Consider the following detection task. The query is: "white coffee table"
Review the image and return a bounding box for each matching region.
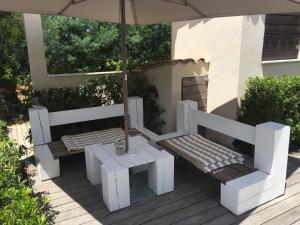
[84,136,174,212]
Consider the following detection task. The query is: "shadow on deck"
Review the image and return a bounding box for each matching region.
[29,152,300,225]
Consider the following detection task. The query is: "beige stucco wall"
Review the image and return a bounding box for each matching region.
[23,13,110,90]
[141,61,208,133]
[262,60,300,76]
[172,15,266,146]
[141,64,173,133]
[173,17,244,119]
[238,16,265,98]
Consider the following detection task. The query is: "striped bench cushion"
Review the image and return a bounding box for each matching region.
[61,128,125,152]
[159,134,245,173]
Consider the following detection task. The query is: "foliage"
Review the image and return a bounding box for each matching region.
[34,74,165,140]
[0,13,170,121]
[0,121,49,224]
[0,120,8,140]
[0,12,30,120]
[128,74,165,133]
[0,12,29,83]
[237,76,300,154]
[42,15,171,73]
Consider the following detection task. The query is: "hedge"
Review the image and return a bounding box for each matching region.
[238,76,300,153]
[0,120,49,225]
[33,74,165,140]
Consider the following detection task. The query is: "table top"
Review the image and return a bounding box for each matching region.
[90,136,167,170]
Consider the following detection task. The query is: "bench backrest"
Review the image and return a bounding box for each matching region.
[177,100,290,177]
[29,97,144,146]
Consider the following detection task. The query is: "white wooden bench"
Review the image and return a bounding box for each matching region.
[29,97,291,215]
[29,97,144,181]
[138,100,290,215]
[85,135,174,212]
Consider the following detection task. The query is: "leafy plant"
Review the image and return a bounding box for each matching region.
[236,76,300,154]
[0,120,49,224]
[128,75,165,134]
[0,12,30,120]
[33,74,165,140]
[41,15,171,73]
[0,120,7,140]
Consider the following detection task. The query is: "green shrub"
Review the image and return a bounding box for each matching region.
[128,74,165,134]
[238,76,300,153]
[33,74,165,139]
[0,120,8,140]
[0,128,49,224]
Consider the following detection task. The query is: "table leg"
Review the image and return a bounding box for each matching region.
[148,160,164,195]
[84,147,101,185]
[148,151,174,195]
[101,165,130,212]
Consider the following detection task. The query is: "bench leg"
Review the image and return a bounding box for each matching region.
[101,165,130,212]
[221,181,285,215]
[34,145,60,181]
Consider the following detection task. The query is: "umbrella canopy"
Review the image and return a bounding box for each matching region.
[1,0,300,24]
[1,0,300,150]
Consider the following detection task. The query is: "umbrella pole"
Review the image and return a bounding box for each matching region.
[120,0,129,152]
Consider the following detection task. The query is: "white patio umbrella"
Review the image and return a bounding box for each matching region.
[1,0,300,150]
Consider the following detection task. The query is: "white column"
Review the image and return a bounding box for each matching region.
[128,97,144,129]
[176,100,198,135]
[255,122,290,178]
[28,107,52,145]
[23,14,48,90]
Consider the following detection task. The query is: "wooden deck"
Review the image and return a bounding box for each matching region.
[28,152,300,225]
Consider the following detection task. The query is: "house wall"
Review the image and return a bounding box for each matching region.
[173,17,244,120]
[172,16,266,146]
[141,61,209,133]
[238,16,265,98]
[262,59,300,76]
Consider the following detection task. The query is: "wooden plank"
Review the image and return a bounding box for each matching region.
[182,76,208,112]
[144,197,223,225]
[48,104,124,126]
[50,185,96,200]
[56,207,108,225]
[182,86,208,96]
[48,141,81,159]
[50,188,100,207]
[54,195,103,213]
[287,172,300,187]
[188,109,255,144]
[182,92,207,101]
[266,14,300,25]
[59,178,215,225]
[54,202,107,223]
[29,144,300,225]
[100,182,219,225]
[172,205,228,225]
[209,164,256,183]
[182,75,208,87]
[230,163,255,174]
[263,50,298,61]
[263,14,300,61]
[232,193,300,225]
[265,24,300,33]
[203,181,300,225]
[263,205,300,225]
[112,190,219,225]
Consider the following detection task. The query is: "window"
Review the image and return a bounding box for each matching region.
[262,14,300,61]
